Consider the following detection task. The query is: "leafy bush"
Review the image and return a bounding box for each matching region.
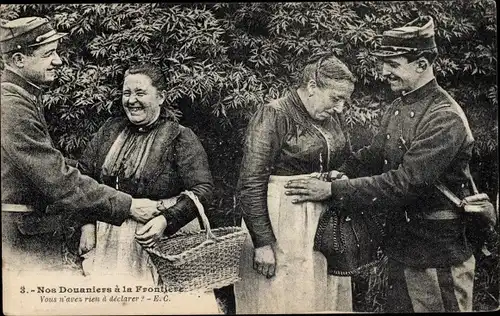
[1,1,497,312]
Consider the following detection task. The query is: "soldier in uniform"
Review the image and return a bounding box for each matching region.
[1,17,161,274]
[285,16,476,312]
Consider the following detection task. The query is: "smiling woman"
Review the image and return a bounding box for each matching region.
[122,68,166,126]
[73,63,220,312]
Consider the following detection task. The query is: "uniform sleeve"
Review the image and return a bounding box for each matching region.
[73,123,110,225]
[331,108,469,207]
[1,95,132,226]
[78,123,107,179]
[162,127,215,236]
[236,105,286,248]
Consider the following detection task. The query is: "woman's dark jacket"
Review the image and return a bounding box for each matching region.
[78,116,214,236]
[236,90,350,248]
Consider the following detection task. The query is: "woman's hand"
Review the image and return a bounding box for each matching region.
[284,178,333,203]
[135,215,168,248]
[327,170,348,181]
[253,244,276,278]
[78,223,96,255]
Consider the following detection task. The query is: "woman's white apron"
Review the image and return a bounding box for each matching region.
[234,175,352,314]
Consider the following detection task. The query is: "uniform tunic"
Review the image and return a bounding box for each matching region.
[335,78,475,312]
[1,69,132,272]
[336,78,474,268]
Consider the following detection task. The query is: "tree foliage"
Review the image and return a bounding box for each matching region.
[1,0,497,234]
[0,1,497,312]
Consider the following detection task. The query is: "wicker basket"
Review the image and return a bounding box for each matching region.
[145,191,247,292]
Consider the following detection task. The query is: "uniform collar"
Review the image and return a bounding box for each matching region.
[1,68,43,98]
[400,78,439,105]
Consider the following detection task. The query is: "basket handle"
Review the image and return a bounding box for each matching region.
[180,190,218,241]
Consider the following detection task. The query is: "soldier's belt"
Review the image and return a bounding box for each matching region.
[2,203,36,213]
[414,210,460,220]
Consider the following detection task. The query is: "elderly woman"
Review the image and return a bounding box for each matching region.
[234,55,356,313]
[76,64,219,313]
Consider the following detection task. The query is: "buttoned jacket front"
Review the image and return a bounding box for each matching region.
[337,79,474,267]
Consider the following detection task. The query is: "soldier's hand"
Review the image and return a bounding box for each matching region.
[129,198,161,223]
[78,223,96,255]
[253,244,276,278]
[284,178,333,203]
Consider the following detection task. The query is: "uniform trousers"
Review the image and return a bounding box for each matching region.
[386,255,475,313]
[2,212,66,272]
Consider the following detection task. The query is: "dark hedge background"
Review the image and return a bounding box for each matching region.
[1,2,497,312]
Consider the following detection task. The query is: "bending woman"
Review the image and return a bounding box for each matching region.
[234,55,356,313]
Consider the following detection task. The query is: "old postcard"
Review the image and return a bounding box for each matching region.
[1,2,498,315]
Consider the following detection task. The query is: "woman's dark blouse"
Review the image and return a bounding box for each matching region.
[77,117,214,236]
[236,90,350,248]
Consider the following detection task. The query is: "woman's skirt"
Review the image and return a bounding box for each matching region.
[81,196,221,314]
[234,175,352,314]
[82,197,180,284]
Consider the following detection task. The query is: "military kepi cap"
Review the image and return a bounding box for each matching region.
[0,17,67,54]
[371,16,437,58]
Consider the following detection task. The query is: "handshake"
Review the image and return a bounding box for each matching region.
[78,198,169,256]
[129,198,162,223]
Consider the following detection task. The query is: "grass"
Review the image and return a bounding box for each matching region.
[210,206,500,313]
[472,251,499,311]
[213,239,499,314]
[352,247,499,312]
